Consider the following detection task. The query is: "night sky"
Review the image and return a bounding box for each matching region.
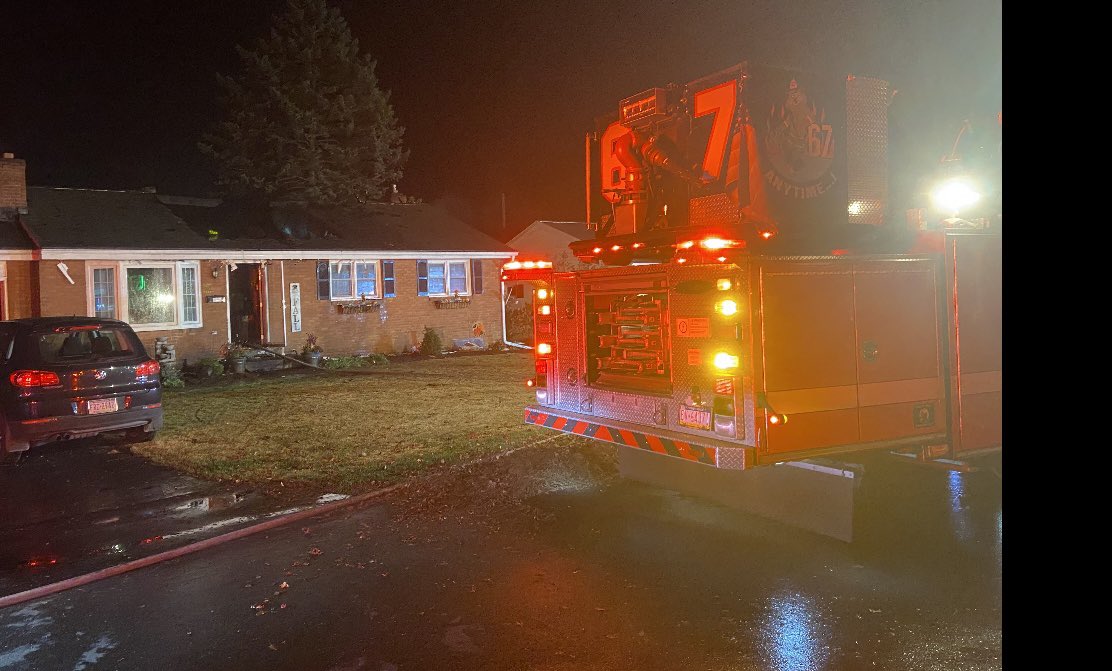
[0,0,1002,239]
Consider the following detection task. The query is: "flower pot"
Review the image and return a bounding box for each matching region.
[305,351,323,367]
[230,356,247,374]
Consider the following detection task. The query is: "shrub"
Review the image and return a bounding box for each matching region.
[197,357,225,376]
[367,353,389,365]
[419,326,443,355]
[321,355,367,370]
[160,363,185,388]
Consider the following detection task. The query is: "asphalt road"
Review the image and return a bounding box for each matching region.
[0,445,1002,670]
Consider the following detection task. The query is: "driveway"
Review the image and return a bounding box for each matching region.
[0,438,327,598]
[0,442,1002,670]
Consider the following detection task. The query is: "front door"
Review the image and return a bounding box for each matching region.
[229,263,264,345]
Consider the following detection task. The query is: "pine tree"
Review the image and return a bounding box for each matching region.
[199,0,408,206]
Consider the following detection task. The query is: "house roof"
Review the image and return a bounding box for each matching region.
[507,221,594,247]
[0,221,33,250]
[21,187,515,256]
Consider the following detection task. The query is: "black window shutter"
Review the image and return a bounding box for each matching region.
[316,262,330,299]
[383,260,396,298]
[417,260,429,296]
[470,259,483,294]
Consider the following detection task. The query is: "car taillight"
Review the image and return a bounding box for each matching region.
[136,360,161,377]
[9,370,61,387]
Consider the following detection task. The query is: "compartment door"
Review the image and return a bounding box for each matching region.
[853,260,946,444]
[759,260,860,457]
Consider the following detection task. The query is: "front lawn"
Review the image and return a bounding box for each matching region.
[136,352,561,492]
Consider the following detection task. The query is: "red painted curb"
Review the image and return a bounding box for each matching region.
[0,483,403,610]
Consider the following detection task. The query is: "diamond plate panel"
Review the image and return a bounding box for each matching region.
[550,275,581,411]
[846,76,889,226]
[717,447,749,470]
[690,193,741,229]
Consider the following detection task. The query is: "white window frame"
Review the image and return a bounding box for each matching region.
[426,259,471,297]
[85,261,203,331]
[327,260,381,300]
[86,263,119,320]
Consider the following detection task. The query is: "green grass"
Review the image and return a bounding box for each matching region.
[135,352,548,491]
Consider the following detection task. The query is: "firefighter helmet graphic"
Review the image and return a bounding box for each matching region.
[764,78,835,188]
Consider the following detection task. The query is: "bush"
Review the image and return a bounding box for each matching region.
[367,353,389,366]
[321,355,367,370]
[197,357,225,376]
[160,362,185,388]
[419,326,443,355]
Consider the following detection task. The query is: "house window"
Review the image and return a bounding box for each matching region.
[420,260,470,296]
[91,267,116,318]
[127,267,177,325]
[330,262,353,299]
[355,262,377,298]
[181,266,199,324]
[87,262,202,330]
[326,260,380,299]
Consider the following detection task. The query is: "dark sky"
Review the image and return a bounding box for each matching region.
[0,0,1001,239]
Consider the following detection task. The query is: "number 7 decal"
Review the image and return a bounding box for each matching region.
[693,80,738,181]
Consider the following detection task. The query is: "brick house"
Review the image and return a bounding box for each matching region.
[0,153,516,364]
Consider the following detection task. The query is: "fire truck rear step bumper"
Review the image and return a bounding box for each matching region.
[525,406,753,469]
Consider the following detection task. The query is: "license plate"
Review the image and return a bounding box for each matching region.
[87,397,119,414]
[678,405,712,431]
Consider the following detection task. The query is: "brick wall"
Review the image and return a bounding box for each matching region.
[35,259,230,363]
[0,156,27,210]
[27,256,507,362]
[281,258,505,356]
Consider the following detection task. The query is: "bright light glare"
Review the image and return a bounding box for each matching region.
[538,305,552,315]
[713,352,739,370]
[717,278,732,291]
[157,293,175,304]
[536,289,549,300]
[847,201,863,216]
[931,178,981,214]
[701,237,734,250]
[536,343,553,355]
[717,299,738,316]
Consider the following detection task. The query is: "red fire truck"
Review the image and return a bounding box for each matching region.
[504,62,1001,477]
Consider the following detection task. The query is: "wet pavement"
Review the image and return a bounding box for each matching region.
[0,444,1002,670]
[0,439,330,598]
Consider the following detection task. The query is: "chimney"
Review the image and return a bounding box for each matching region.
[0,152,28,220]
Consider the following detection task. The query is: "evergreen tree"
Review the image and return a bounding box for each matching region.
[200,0,408,206]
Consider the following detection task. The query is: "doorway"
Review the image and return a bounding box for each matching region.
[228,263,266,345]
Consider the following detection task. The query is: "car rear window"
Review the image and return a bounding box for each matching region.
[33,326,141,364]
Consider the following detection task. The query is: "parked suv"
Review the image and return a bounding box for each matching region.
[1,317,163,463]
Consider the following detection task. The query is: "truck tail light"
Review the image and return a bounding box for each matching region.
[538,305,552,315]
[536,289,550,300]
[535,360,548,374]
[768,412,789,426]
[712,352,739,370]
[9,370,61,388]
[136,360,161,378]
[715,299,738,316]
[536,343,553,356]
